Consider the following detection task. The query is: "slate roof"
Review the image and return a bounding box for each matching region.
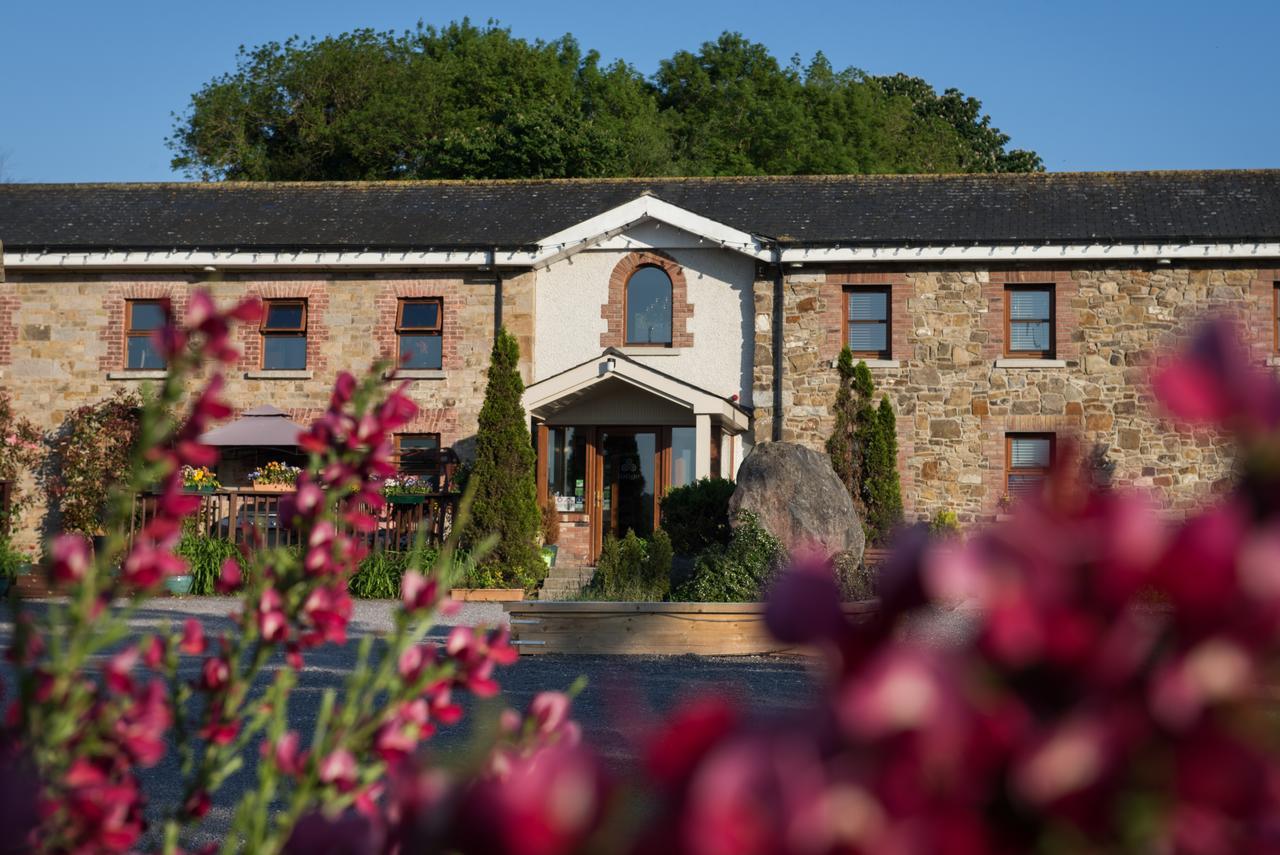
[1,171,1278,252]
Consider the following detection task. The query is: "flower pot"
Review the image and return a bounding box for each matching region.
[251,482,294,493]
[185,486,216,495]
[541,545,558,568]
[388,494,427,505]
[165,574,194,596]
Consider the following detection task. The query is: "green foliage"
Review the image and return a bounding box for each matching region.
[672,511,784,603]
[0,538,33,581]
[171,22,1040,180]
[464,329,544,591]
[834,551,877,601]
[540,495,560,546]
[175,535,242,595]
[827,352,904,546]
[349,550,411,600]
[590,529,673,601]
[658,477,736,555]
[930,509,961,536]
[49,390,143,535]
[0,388,42,529]
[864,397,905,543]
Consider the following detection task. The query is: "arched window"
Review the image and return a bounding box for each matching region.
[625,266,673,346]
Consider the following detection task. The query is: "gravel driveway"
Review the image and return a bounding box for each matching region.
[0,597,818,850]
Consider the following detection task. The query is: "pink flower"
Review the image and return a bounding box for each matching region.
[199,656,230,692]
[216,558,243,593]
[764,552,847,645]
[319,748,358,792]
[401,570,440,613]
[179,619,206,655]
[302,584,352,646]
[115,680,171,767]
[51,534,91,584]
[258,588,289,642]
[263,731,307,777]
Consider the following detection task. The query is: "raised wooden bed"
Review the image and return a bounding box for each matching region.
[450,587,525,602]
[504,601,878,656]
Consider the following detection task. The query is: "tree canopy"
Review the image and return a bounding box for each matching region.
[170,21,1041,181]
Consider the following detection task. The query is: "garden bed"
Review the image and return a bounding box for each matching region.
[449,587,525,602]
[504,600,878,656]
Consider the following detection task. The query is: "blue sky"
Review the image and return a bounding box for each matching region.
[2,0,1276,182]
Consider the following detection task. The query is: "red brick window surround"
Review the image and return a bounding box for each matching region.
[260,299,308,370]
[601,251,693,349]
[1004,284,1055,359]
[625,266,674,347]
[843,286,892,359]
[822,271,909,365]
[985,270,1079,363]
[100,284,188,373]
[124,300,168,370]
[1006,432,1055,500]
[396,298,443,370]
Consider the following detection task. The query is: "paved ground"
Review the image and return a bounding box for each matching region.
[0,597,819,849]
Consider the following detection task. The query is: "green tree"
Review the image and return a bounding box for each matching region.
[171,23,1040,180]
[464,328,544,589]
[826,348,862,515]
[864,396,905,543]
[827,350,903,541]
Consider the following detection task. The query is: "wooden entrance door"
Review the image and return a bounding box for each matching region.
[593,428,660,555]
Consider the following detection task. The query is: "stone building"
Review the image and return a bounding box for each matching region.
[1,172,1278,561]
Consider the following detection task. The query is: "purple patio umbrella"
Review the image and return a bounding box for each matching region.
[197,405,305,447]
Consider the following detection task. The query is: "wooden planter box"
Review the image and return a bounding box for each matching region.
[450,587,525,602]
[504,601,879,656]
[250,482,294,493]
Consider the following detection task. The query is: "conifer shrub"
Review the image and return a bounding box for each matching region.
[464,329,544,591]
[658,476,736,555]
[826,348,905,545]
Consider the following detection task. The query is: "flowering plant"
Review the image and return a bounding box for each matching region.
[0,388,43,529]
[179,465,221,491]
[382,474,434,497]
[7,306,1280,855]
[247,460,302,486]
[0,293,525,853]
[47,389,143,534]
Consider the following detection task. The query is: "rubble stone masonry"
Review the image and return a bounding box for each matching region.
[753,262,1280,525]
[0,269,533,548]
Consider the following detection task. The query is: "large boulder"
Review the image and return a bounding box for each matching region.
[728,442,864,564]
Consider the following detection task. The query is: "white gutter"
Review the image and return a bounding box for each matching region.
[4,242,1279,270]
[0,249,542,269]
[777,242,1280,263]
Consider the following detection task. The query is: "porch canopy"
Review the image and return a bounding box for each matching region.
[197,404,306,447]
[523,348,750,480]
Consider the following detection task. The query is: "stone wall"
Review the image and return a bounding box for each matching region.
[754,262,1280,524]
[0,268,533,548]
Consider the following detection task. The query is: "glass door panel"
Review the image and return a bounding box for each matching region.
[601,430,657,539]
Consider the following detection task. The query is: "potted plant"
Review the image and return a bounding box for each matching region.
[180,465,221,494]
[247,461,302,493]
[0,538,34,597]
[383,474,432,505]
[164,573,195,596]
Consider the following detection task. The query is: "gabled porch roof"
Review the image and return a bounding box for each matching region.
[523,348,751,433]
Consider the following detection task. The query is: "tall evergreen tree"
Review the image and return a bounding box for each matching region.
[864,396,905,543]
[826,348,863,517]
[464,328,544,589]
[827,348,903,541]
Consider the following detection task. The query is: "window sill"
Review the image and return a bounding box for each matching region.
[830,358,900,369]
[617,346,682,357]
[106,370,167,381]
[244,370,313,380]
[386,369,446,380]
[993,359,1067,369]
